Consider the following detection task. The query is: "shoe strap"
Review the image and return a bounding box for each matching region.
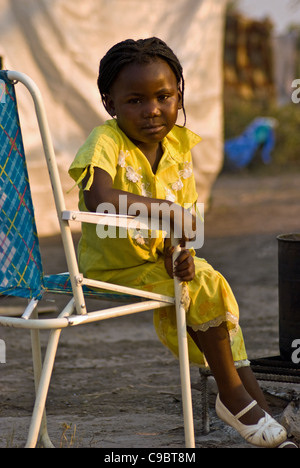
[278,441,298,448]
[235,400,258,420]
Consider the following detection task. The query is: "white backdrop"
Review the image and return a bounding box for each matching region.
[0,0,227,236]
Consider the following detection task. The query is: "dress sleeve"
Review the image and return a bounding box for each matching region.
[69,125,120,190]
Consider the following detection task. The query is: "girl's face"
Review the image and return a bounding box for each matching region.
[105,58,182,154]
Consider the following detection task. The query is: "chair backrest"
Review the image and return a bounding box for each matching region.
[0,71,44,299]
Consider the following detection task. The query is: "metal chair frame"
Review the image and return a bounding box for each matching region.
[0,70,195,448]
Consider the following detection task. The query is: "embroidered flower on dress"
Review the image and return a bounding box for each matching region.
[171,179,184,192]
[165,188,176,202]
[134,232,146,245]
[118,150,128,168]
[167,161,193,199]
[125,166,143,183]
[118,149,193,207]
[179,162,193,179]
[141,183,152,198]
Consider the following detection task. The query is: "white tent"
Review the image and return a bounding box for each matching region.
[0,0,227,236]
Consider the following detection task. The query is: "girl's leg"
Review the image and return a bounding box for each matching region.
[237,366,270,414]
[189,323,299,448]
[188,323,266,425]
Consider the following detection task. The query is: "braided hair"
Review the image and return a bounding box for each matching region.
[97,37,186,125]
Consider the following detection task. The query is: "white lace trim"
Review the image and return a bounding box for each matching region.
[234,359,251,369]
[189,310,239,335]
[197,358,251,370]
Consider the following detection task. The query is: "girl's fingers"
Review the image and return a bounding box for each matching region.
[173,250,195,281]
[174,250,192,267]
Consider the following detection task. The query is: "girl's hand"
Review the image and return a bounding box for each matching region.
[164,245,195,282]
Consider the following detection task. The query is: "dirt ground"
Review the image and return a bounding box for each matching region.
[0,170,300,449]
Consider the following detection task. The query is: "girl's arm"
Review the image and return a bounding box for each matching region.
[83,166,196,243]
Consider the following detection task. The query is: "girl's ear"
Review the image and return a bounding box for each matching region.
[103,94,116,117]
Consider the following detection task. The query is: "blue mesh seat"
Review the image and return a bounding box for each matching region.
[0,75,44,300]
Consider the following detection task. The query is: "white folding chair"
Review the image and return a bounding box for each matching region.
[0,70,195,448]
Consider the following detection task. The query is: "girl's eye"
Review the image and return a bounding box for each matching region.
[128,98,141,104]
[158,94,169,101]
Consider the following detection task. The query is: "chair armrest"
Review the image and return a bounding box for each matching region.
[62,208,203,249]
[62,210,149,231]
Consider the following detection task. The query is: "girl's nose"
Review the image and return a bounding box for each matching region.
[142,101,161,118]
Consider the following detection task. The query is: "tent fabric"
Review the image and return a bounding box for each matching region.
[0,0,226,236]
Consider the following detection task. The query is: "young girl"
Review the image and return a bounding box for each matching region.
[69,37,291,448]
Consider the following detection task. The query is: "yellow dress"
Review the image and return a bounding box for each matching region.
[69,119,249,368]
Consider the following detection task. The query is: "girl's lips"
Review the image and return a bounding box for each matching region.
[142,124,165,133]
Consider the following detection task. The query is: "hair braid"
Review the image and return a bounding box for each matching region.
[97,37,186,125]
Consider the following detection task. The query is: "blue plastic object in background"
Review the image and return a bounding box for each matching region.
[224,117,277,169]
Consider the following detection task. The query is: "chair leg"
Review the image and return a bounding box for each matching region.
[172,239,195,448]
[26,299,74,448]
[199,371,210,434]
[26,327,62,448]
[30,322,55,448]
[175,297,195,448]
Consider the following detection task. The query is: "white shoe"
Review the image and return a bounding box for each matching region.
[215,394,287,448]
[277,441,298,448]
